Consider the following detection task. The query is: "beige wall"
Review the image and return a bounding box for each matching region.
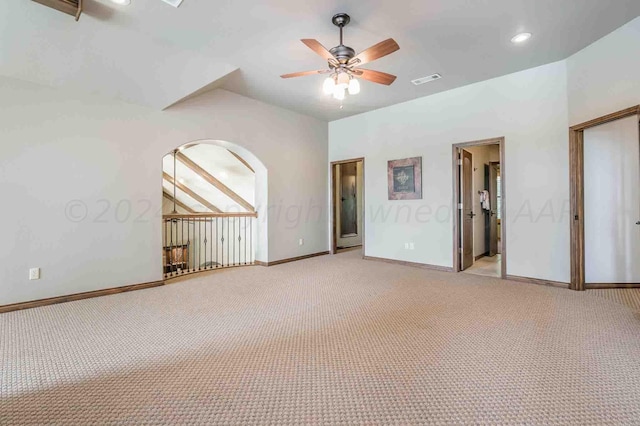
[329,60,570,282]
[567,17,640,125]
[0,79,328,306]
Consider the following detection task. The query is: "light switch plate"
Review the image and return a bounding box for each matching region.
[29,268,40,280]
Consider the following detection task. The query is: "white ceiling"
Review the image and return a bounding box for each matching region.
[3,0,639,120]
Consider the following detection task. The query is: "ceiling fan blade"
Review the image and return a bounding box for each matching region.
[353,69,397,86]
[301,39,336,61]
[348,38,400,66]
[280,70,331,79]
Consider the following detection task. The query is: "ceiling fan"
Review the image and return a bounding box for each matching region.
[281,13,400,100]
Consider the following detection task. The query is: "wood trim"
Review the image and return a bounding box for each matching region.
[585,283,640,289]
[176,152,255,212]
[163,172,223,214]
[506,275,569,289]
[256,251,330,267]
[569,106,639,291]
[331,157,366,165]
[570,105,640,131]
[165,264,256,283]
[569,129,585,290]
[163,212,258,219]
[452,137,507,279]
[364,256,454,272]
[163,190,197,214]
[336,245,363,252]
[331,163,338,254]
[330,158,365,256]
[228,150,255,173]
[0,280,164,314]
[32,0,82,20]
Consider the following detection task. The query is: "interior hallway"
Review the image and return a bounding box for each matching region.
[464,254,502,278]
[2,250,640,424]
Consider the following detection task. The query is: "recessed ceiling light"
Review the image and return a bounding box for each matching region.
[511,32,532,44]
[110,0,131,5]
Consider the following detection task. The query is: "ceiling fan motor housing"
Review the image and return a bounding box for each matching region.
[329,45,356,64]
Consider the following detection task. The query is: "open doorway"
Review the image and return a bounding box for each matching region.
[453,138,506,279]
[331,158,364,254]
[161,141,265,280]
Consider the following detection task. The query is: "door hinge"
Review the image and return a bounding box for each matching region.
[458,159,462,166]
[458,203,463,210]
[458,247,463,254]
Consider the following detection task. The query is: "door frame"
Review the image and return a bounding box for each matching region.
[331,158,365,255]
[452,137,506,278]
[569,105,640,291]
[460,149,475,270]
[488,161,500,257]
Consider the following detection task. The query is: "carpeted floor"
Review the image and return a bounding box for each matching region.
[2,250,640,425]
[588,288,640,313]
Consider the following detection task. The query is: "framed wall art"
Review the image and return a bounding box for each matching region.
[387,157,422,200]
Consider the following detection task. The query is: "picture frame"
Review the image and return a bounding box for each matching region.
[387,157,422,200]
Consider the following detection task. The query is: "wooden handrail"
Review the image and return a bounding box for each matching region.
[163,212,257,219]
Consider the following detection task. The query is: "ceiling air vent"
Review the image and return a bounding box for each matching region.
[411,73,442,86]
[32,0,83,21]
[160,0,184,7]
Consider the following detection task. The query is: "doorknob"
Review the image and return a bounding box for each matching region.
[636,221,640,225]
[467,212,476,219]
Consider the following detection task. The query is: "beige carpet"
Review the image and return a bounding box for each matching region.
[588,288,640,312]
[2,250,640,425]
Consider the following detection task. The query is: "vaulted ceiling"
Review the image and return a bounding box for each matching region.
[3,1,640,121]
[163,144,256,214]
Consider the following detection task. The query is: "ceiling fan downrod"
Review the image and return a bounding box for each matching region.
[330,13,355,65]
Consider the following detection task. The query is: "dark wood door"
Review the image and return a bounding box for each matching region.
[489,163,499,256]
[461,150,474,270]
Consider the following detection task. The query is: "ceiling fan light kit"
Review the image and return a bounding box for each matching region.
[281,13,400,101]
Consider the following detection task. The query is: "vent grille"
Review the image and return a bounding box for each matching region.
[411,73,442,86]
[160,0,184,7]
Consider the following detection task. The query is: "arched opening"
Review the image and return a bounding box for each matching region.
[161,140,267,279]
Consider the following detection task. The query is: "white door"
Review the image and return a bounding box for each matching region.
[584,115,640,284]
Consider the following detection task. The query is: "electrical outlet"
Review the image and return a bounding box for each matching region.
[404,243,409,250]
[409,243,415,250]
[29,268,40,281]
[299,238,304,246]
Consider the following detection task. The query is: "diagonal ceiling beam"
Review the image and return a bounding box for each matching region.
[163,172,222,214]
[228,149,255,173]
[176,152,255,212]
[163,189,197,214]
